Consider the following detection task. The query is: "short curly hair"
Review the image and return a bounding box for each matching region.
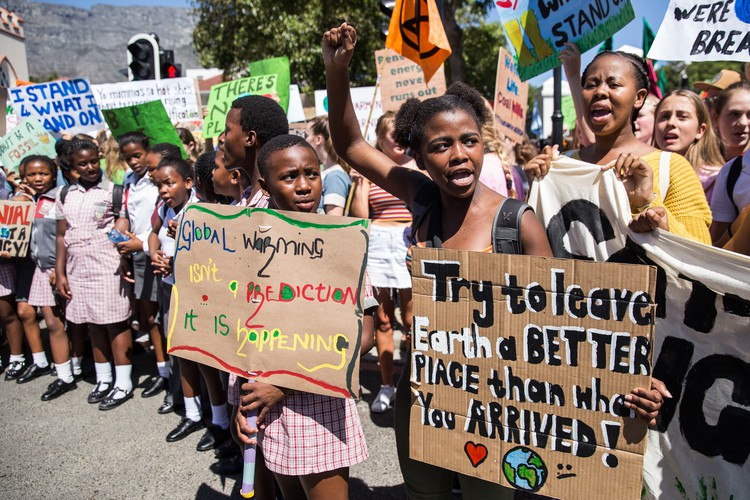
[231,95,289,148]
[257,134,317,180]
[392,81,490,153]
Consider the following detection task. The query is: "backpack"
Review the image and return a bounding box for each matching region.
[726,155,744,216]
[410,180,531,254]
[60,183,126,219]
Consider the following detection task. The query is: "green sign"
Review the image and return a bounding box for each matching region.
[248,56,290,113]
[561,95,577,132]
[0,118,58,173]
[101,100,186,158]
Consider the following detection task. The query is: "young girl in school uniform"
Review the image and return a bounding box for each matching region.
[55,139,134,410]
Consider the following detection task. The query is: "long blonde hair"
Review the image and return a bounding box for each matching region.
[100,135,127,182]
[655,89,724,169]
[481,101,516,199]
[309,115,350,173]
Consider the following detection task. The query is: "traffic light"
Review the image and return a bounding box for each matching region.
[379,0,396,40]
[160,49,182,79]
[127,33,160,81]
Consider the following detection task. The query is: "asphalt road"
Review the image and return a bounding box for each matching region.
[0,336,407,499]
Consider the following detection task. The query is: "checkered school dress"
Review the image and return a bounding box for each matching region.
[28,267,56,307]
[56,180,132,325]
[0,261,15,297]
[259,391,368,475]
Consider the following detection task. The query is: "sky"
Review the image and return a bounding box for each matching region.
[36,0,670,86]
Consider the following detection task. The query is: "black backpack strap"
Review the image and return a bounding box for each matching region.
[409,180,440,246]
[726,155,744,216]
[112,184,126,218]
[492,197,532,255]
[59,184,71,205]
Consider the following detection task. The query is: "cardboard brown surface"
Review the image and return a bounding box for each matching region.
[167,204,370,399]
[409,247,656,499]
[376,49,446,114]
[493,47,528,144]
[0,200,34,257]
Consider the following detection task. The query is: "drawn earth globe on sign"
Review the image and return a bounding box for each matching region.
[502,446,548,492]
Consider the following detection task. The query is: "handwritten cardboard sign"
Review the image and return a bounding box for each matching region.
[8,78,104,134]
[493,47,529,143]
[101,100,186,158]
[0,200,35,257]
[203,75,282,139]
[495,0,635,81]
[648,0,750,62]
[0,118,57,173]
[92,78,201,122]
[409,247,655,499]
[248,57,291,114]
[167,204,370,399]
[375,48,446,113]
[314,87,383,144]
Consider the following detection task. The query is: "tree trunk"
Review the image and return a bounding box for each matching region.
[442,0,465,84]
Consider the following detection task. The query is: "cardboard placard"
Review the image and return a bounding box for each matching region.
[409,247,655,499]
[248,57,291,113]
[101,101,186,158]
[0,200,35,257]
[91,78,201,122]
[203,75,282,139]
[8,78,104,134]
[0,118,57,173]
[493,47,529,143]
[167,204,370,399]
[375,48,446,113]
[314,87,383,144]
[648,0,750,62]
[495,0,635,81]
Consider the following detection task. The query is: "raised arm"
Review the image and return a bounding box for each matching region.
[323,23,424,205]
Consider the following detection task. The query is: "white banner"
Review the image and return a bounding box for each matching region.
[528,156,750,499]
[314,87,382,144]
[92,78,201,122]
[648,0,750,62]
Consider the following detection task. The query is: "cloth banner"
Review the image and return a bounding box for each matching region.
[91,78,201,122]
[495,0,635,81]
[8,78,103,134]
[528,156,750,499]
[648,0,750,62]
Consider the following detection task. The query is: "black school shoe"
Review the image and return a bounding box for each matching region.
[17,363,52,384]
[210,451,243,475]
[87,381,113,404]
[4,361,25,381]
[41,378,78,401]
[141,376,168,398]
[166,417,204,442]
[99,387,133,411]
[197,425,231,452]
[158,393,175,414]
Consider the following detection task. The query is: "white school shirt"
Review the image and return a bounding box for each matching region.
[124,171,160,253]
[710,154,750,223]
[158,189,198,285]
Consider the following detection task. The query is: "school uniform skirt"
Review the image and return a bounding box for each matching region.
[259,392,368,475]
[367,224,411,289]
[65,240,131,325]
[132,252,158,303]
[28,268,57,307]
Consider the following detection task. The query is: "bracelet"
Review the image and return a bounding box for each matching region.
[632,193,657,214]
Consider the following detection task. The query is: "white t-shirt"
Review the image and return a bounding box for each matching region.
[710,154,750,223]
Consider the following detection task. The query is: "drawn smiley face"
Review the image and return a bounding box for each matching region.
[556,463,576,479]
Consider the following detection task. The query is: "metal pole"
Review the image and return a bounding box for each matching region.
[552,66,563,148]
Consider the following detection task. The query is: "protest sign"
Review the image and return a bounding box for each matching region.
[375,49,446,113]
[527,156,750,499]
[0,118,57,173]
[314,87,383,144]
[167,204,370,399]
[92,78,201,122]
[0,88,7,137]
[8,78,103,134]
[495,0,635,81]
[409,247,655,499]
[248,57,291,114]
[493,47,529,143]
[101,100,186,158]
[648,0,750,61]
[203,74,283,139]
[0,200,34,257]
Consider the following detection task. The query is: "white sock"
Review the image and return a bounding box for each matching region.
[56,360,74,384]
[114,364,133,393]
[71,357,82,375]
[184,396,202,422]
[9,354,25,364]
[156,361,170,379]
[32,351,49,368]
[211,403,229,430]
[94,362,113,384]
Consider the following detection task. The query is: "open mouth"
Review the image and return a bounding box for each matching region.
[447,170,474,188]
[590,106,612,123]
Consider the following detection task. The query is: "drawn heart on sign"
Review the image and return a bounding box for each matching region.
[464,442,488,468]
